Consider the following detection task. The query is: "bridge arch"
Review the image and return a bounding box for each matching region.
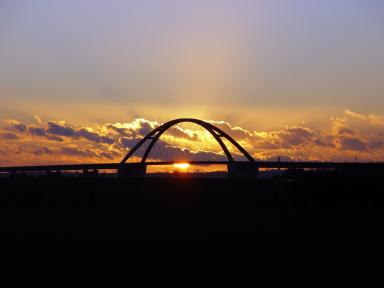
[120,118,254,164]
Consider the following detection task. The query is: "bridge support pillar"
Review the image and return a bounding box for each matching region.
[118,163,147,178]
[227,162,259,179]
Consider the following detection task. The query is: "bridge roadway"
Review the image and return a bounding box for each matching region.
[0,161,384,173]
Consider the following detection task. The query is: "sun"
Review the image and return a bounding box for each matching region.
[173,163,190,170]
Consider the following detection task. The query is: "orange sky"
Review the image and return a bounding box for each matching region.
[1,109,384,167]
[0,1,383,166]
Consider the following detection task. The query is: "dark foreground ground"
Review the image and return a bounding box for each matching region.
[1,171,384,287]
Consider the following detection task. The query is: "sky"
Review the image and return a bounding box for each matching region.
[0,0,383,165]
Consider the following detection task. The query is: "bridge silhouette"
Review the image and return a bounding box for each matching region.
[1,118,383,177]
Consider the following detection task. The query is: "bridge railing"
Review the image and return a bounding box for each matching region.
[1,161,383,178]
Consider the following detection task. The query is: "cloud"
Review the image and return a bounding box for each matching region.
[2,119,27,133]
[331,117,349,135]
[59,147,96,158]
[47,122,76,137]
[119,137,141,149]
[344,109,366,121]
[98,151,116,160]
[339,137,368,152]
[28,126,46,137]
[167,126,199,141]
[313,137,335,148]
[253,140,281,150]
[369,115,384,126]
[28,126,64,142]
[76,128,114,144]
[276,126,314,147]
[105,124,132,137]
[337,127,355,136]
[250,126,315,150]
[32,147,53,156]
[207,120,253,140]
[368,139,384,150]
[34,115,43,125]
[118,136,226,161]
[103,118,159,138]
[345,109,384,126]
[142,139,226,162]
[0,131,19,140]
[1,111,384,165]
[59,147,118,160]
[33,122,113,144]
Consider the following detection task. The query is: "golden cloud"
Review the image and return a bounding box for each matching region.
[0,110,384,166]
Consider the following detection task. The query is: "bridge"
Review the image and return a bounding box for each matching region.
[0,118,383,177]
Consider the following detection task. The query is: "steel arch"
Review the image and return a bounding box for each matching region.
[120,118,254,164]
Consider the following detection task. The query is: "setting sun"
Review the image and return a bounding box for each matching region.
[173,163,190,170]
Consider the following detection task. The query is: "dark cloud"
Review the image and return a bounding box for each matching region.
[137,120,155,136]
[32,147,53,156]
[313,137,335,148]
[46,122,114,144]
[105,124,131,137]
[28,126,47,137]
[119,137,141,149]
[0,131,19,140]
[278,127,314,147]
[59,147,98,158]
[47,122,76,137]
[368,139,384,150]
[261,127,315,149]
[339,137,368,151]
[46,135,64,142]
[13,123,27,133]
[28,126,64,142]
[77,128,114,144]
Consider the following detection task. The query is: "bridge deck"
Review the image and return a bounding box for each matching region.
[1,161,383,173]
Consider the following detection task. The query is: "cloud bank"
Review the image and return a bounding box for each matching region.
[1,110,384,166]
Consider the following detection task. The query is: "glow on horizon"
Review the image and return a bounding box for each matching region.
[173,163,190,170]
